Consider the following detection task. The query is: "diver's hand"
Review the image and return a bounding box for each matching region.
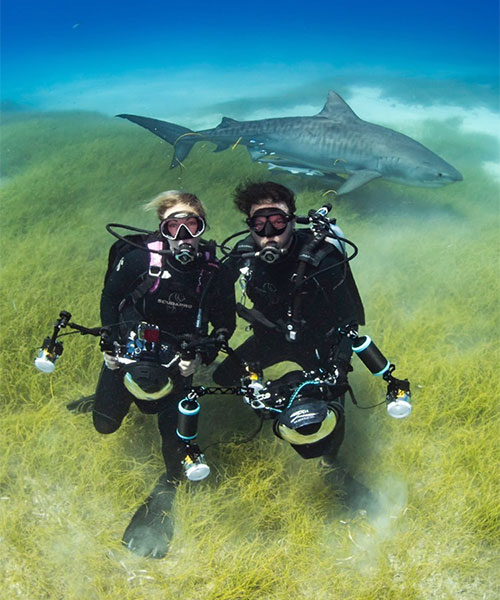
[179,354,201,377]
[333,364,347,383]
[103,352,120,370]
[329,360,351,385]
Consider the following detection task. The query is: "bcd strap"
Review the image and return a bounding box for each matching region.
[148,240,164,292]
[196,241,220,294]
[203,239,220,269]
[121,241,166,308]
[297,238,338,267]
[236,235,257,254]
[236,302,285,332]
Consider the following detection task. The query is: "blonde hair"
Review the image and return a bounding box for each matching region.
[144,190,207,221]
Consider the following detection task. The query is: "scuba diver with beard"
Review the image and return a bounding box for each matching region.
[93,190,235,558]
[213,181,365,466]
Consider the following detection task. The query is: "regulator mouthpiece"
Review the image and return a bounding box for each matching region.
[174,243,197,265]
[258,244,285,264]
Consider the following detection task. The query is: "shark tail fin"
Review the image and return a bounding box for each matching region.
[117,114,203,169]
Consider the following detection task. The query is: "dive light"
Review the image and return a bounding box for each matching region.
[34,338,64,373]
[34,310,71,373]
[385,376,412,419]
[177,395,201,442]
[352,335,391,376]
[177,392,210,481]
[352,334,412,419]
[181,448,210,482]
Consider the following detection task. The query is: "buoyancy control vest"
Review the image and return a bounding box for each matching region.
[234,230,365,338]
[104,233,220,337]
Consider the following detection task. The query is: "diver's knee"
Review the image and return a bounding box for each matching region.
[212,360,239,386]
[92,410,122,434]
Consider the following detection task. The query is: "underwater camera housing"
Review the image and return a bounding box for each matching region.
[244,370,345,459]
[120,322,180,401]
[33,315,181,402]
[273,397,343,459]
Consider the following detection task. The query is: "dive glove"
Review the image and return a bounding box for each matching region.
[178,353,201,377]
[103,352,120,371]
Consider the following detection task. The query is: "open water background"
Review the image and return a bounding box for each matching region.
[2,0,498,123]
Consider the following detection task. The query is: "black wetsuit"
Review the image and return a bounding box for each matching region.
[94,241,236,481]
[213,229,364,459]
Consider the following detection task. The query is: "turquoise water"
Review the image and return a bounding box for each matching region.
[2,0,498,188]
[2,0,498,116]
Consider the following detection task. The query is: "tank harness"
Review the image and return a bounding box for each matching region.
[109,236,220,334]
[235,229,347,340]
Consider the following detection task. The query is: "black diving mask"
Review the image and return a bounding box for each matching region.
[246,208,293,238]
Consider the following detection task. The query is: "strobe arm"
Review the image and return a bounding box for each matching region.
[34,310,112,373]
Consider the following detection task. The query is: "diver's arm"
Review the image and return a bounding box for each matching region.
[312,251,364,376]
[329,324,357,379]
[199,264,236,365]
[209,263,237,337]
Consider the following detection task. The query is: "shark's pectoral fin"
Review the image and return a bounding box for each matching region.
[247,148,266,162]
[336,170,382,195]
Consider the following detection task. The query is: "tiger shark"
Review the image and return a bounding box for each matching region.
[118,91,462,195]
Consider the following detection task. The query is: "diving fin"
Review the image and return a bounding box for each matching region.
[122,473,177,559]
[322,461,383,516]
[66,395,95,414]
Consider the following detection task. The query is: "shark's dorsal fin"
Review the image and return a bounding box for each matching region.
[217,116,240,128]
[316,91,359,120]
